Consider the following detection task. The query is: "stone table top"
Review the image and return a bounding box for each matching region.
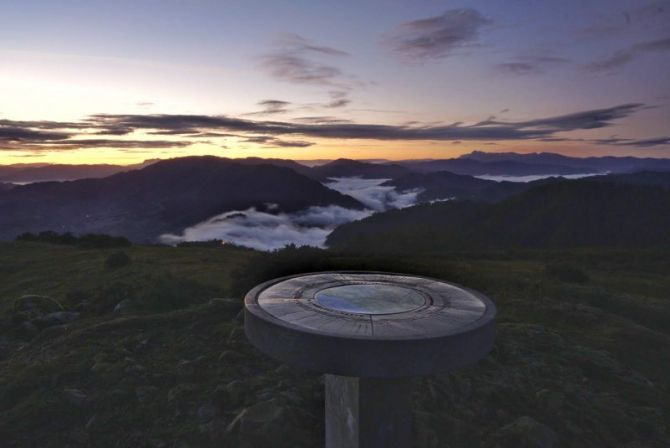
[244,271,496,377]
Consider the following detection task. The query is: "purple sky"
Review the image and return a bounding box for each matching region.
[1,0,669,163]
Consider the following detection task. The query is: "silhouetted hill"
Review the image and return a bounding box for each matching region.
[0,158,313,184]
[386,170,670,204]
[591,171,670,190]
[0,156,364,242]
[384,171,534,202]
[0,161,156,183]
[310,158,411,180]
[229,157,313,176]
[398,158,594,176]
[328,180,670,251]
[459,151,670,174]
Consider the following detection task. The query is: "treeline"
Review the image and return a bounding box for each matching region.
[327,180,670,252]
[16,231,131,248]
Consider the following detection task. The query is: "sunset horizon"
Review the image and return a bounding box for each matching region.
[2,1,669,165]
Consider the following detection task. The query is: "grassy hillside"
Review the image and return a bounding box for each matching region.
[0,242,669,447]
[328,180,670,251]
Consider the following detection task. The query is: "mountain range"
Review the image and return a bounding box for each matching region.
[0,157,363,242]
[384,171,533,202]
[4,151,670,184]
[308,158,411,180]
[459,150,670,173]
[0,160,156,183]
[2,152,670,246]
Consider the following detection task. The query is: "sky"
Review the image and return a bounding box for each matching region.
[1,0,669,164]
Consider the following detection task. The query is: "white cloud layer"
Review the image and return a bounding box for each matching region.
[323,177,422,211]
[160,205,373,251]
[161,177,422,251]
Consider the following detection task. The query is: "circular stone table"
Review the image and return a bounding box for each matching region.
[244,271,496,448]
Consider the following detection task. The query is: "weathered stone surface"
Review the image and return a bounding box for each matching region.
[245,271,496,377]
[325,374,412,448]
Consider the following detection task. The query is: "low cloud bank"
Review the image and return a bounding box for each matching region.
[323,177,422,211]
[160,177,424,251]
[160,205,372,251]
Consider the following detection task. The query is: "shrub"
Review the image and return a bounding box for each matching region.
[105,251,131,269]
[16,231,77,245]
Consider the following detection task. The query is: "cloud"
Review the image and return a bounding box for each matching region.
[113,112,553,140]
[592,136,670,147]
[277,33,350,57]
[385,8,491,61]
[291,116,354,124]
[323,177,422,211]
[0,118,196,151]
[241,135,313,148]
[485,103,647,131]
[1,102,650,152]
[160,205,372,251]
[261,54,343,86]
[1,139,194,152]
[495,55,570,76]
[495,62,543,76]
[577,1,670,39]
[0,126,72,143]
[268,139,314,148]
[323,90,351,108]
[244,99,292,116]
[260,34,354,89]
[160,176,426,250]
[586,37,670,72]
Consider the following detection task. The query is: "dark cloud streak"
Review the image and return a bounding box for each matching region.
[260,35,353,89]
[586,37,670,72]
[386,8,491,61]
[1,103,658,152]
[87,103,646,141]
[592,136,670,147]
[495,55,570,76]
[244,99,292,116]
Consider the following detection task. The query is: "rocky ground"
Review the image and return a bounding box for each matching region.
[0,242,668,447]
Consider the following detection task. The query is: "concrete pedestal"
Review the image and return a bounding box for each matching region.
[325,374,412,448]
[244,272,496,448]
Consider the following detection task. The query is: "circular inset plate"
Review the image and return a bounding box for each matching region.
[244,271,496,377]
[314,284,426,315]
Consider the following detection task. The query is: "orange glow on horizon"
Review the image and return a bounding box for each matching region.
[3,138,669,166]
